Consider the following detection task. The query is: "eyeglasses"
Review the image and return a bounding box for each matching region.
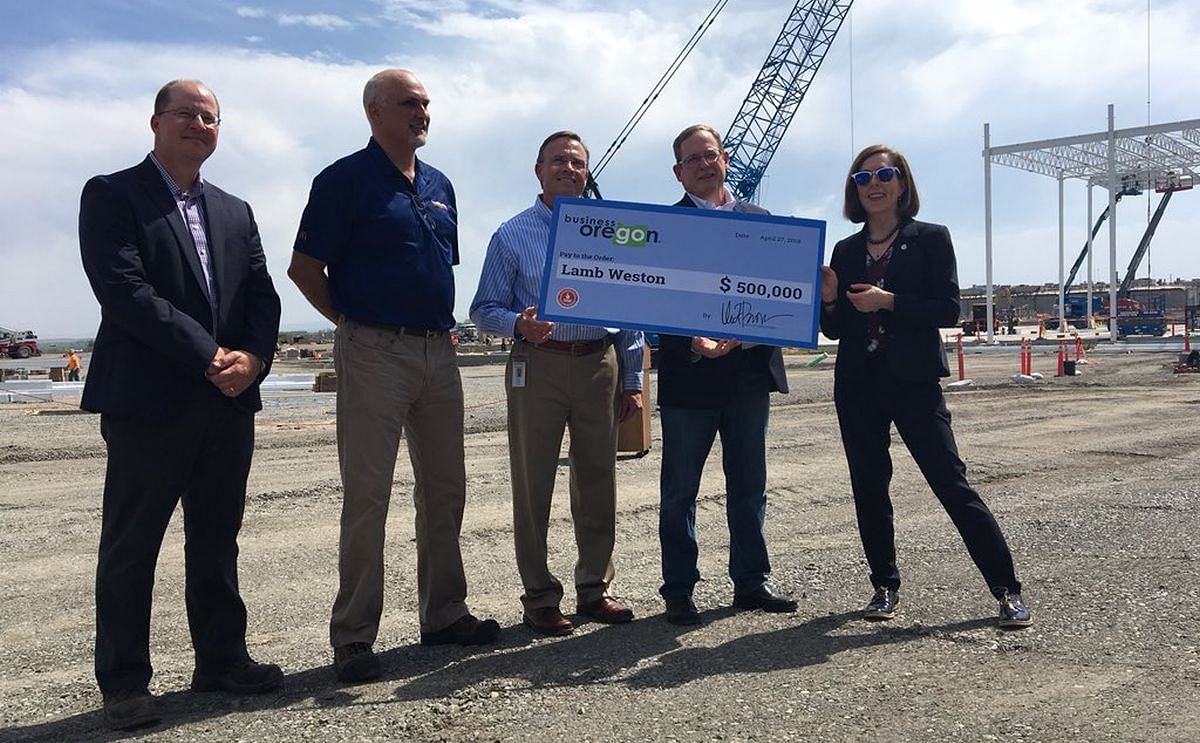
[679,150,723,168]
[850,166,901,186]
[157,107,221,127]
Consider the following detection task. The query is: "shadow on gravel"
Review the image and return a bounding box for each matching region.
[1,615,994,741]
[625,613,996,689]
[387,611,996,702]
[390,614,705,702]
[0,644,502,743]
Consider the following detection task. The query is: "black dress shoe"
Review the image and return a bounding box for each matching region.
[191,658,283,694]
[863,586,900,620]
[421,613,502,646]
[102,688,160,731]
[664,596,702,625]
[732,582,798,613]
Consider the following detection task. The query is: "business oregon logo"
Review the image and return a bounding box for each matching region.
[564,214,660,248]
[610,223,657,248]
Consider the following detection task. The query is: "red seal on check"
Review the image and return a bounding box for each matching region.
[556,287,579,309]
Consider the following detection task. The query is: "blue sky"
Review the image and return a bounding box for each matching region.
[2,0,1198,336]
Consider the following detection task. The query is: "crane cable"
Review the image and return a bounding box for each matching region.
[587,0,731,195]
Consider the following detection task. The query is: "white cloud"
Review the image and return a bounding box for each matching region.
[277,13,353,31]
[2,0,1198,338]
[235,5,353,31]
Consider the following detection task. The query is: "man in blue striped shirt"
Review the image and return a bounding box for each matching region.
[470,131,645,636]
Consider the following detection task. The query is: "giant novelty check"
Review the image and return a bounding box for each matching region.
[537,198,826,348]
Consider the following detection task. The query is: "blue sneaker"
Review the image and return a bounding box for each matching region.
[997,590,1033,628]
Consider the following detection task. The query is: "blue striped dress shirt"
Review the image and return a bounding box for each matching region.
[470,197,644,391]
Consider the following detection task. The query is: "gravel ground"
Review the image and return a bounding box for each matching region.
[1,347,1199,742]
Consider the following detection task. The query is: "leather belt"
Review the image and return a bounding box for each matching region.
[532,337,611,355]
[350,319,446,338]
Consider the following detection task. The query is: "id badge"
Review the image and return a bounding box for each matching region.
[511,360,527,388]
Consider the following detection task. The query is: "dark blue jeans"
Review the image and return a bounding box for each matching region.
[658,392,772,598]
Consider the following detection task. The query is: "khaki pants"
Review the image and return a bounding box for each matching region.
[329,320,469,646]
[507,341,620,610]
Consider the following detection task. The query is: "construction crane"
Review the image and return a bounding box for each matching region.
[587,0,854,201]
[723,0,853,202]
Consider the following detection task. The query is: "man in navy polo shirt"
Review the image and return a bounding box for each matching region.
[288,68,499,685]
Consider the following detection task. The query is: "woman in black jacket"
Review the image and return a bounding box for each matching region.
[819,144,1032,628]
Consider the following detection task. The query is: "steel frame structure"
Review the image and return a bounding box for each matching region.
[723,0,853,203]
[982,105,1200,341]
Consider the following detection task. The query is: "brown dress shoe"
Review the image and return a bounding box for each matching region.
[523,606,574,636]
[576,596,634,624]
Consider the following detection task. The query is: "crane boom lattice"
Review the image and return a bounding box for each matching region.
[723,0,853,203]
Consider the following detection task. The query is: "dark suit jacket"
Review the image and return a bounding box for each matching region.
[79,156,281,418]
[656,194,789,409]
[820,219,960,383]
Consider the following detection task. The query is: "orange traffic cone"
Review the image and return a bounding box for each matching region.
[956,333,966,381]
[1056,340,1066,377]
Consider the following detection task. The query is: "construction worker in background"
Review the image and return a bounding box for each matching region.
[65,350,81,381]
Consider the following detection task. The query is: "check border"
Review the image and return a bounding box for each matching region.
[537,197,826,348]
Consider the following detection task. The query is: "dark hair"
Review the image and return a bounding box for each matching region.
[842,144,920,223]
[537,130,589,164]
[672,123,723,163]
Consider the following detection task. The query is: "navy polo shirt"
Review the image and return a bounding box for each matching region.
[294,138,460,330]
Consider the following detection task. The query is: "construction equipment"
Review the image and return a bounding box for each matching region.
[586,0,854,202]
[723,0,853,202]
[1044,295,1167,337]
[1061,194,1123,297]
[1117,189,1174,299]
[961,303,1014,335]
[0,327,41,359]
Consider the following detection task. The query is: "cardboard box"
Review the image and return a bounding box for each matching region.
[617,346,651,455]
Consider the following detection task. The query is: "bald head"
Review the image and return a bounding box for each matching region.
[155,79,219,117]
[362,69,431,153]
[363,69,420,110]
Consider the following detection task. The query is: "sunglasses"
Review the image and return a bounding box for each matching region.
[850,166,902,186]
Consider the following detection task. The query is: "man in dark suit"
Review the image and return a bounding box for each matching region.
[79,79,283,731]
[656,124,797,626]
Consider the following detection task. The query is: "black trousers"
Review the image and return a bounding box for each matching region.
[834,366,1021,596]
[95,396,254,693]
